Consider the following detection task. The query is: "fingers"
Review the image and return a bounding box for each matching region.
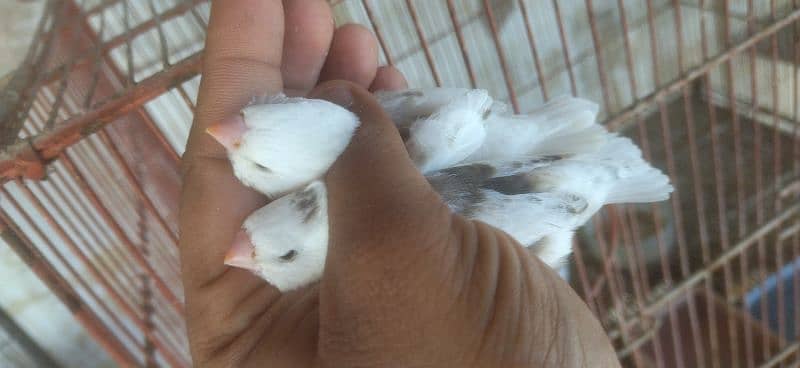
[182,0,337,291]
[281,0,335,95]
[181,0,337,360]
[312,81,465,366]
[187,0,285,160]
[181,0,287,291]
[319,24,379,87]
[370,65,408,92]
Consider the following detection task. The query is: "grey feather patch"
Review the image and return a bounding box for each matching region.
[525,155,563,165]
[562,193,588,214]
[254,162,272,173]
[529,237,548,252]
[445,156,564,196]
[427,163,497,215]
[435,163,496,179]
[398,126,411,142]
[291,187,320,223]
[400,90,424,98]
[504,155,563,172]
[425,157,581,217]
[481,174,534,195]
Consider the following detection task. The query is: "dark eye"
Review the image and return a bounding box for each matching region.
[278,250,297,262]
[254,163,272,172]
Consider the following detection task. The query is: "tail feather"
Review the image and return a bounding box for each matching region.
[526,124,609,156]
[527,135,674,205]
[605,168,673,204]
[435,89,493,117]
[591,136,674,204]
[525,96,600,137]
[528,95,600,127]
[376,88,474,127]
[583,135,645,162]
[474,96,604,160]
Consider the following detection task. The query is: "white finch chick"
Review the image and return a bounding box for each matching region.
[206,94,359,198]
[224,180,328,291]
[225,136,673,291]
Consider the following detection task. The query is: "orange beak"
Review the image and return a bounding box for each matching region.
[224,230,259,272]
[206,114,248,151]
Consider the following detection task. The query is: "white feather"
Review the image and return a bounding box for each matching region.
[243,181,329,291]
[470,191,587,247]
[229,97,359,198]
[531,231,575,268]
[405,89,493,173]
[377,90,607,167]
[467,95,603,161]
[376,88,477,128]
[528,136,674,207]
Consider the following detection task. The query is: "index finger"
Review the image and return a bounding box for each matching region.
[180,0,284,293]
[185,0,284,160]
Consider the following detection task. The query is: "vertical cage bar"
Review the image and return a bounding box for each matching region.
[517,0,548,101]
[404,0,441,87]
[583,0,612,114]
[482,0,519,112]
[361,0,394,65]
[446,0,477,88]
[0,202,138,367]
[551,0,578,96]
[59,155,183,312]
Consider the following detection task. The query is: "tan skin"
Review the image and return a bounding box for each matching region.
[180,1,622,366]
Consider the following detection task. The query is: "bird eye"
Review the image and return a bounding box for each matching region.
[278,250,297,262]
[254,162,272,172]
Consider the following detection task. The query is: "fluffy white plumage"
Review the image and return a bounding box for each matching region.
[449,136,672,265]
[241,181,329,291]
[214,88,674,292]
[222,95,359,198]
[378,89,607,170]
[403,89,492,173]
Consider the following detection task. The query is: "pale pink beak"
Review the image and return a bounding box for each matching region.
[206,114,248,151]
[224,230,259,272]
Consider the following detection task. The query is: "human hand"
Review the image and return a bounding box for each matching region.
[180,1,621,367]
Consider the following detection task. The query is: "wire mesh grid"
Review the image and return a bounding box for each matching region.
[0,0,799,366]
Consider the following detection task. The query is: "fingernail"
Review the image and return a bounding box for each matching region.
[309,82,354,108]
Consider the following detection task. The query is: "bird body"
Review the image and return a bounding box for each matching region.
[431,136,671,265]
[208,88,674,291]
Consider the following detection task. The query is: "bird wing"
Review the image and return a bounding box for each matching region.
[468,95,604,161]
[425,156,569,215]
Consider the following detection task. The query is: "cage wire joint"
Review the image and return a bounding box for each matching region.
[0,66,49,181]
[0,139,48,180]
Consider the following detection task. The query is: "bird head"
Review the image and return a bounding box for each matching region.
[224,181,329,292]
[206,98,359,198]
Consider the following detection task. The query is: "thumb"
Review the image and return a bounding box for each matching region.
[308,80,453,273]
[309,80,463,366]
[309,80,451,248]
[308,82,623,367]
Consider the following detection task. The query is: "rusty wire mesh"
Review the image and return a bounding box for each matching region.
[0,0,799,366]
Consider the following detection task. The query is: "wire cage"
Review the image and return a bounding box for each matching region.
[0,0,799,366]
